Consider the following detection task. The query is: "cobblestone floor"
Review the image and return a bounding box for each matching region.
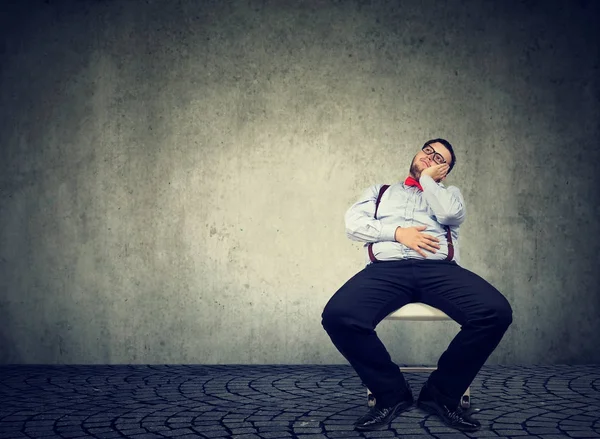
[0,365,599,439]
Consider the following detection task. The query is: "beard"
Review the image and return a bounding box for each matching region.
[409,157,422,179]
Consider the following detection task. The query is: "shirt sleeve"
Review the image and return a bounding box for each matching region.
[419,174,467,226]
[344,185,399,243]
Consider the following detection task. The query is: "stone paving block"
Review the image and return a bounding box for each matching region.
[493,430,530,436]
[432,434,472,439]
[222,422,253,428]
[145,425,171,433]
[294,435,328,439]
[493,418,529,424]
[225,435,262,439]
[195,429,229,438]
[116,428,149,435]
[323,424,357,431]
[293,427,324,434]
[196,423,232,431]
[258,426,292,433]
[538,413,571,420]
[559,409,587,415]
[493,423,523,429]
[259,432,293,438]
[160,427,197,436]
[167,422,196,429]
[326,419,359,425]
[230,427,258,434]
[326,431,362,438]
[363,431,399,437]
[525,427,563,434]
[297,417,328,422]
[273,414,304,421]
[393,420,422,426]
[22,430,57,438]
[168,435,205,439]
[23,420,55,427]
[428,426,473,433]
[563,431,600,438]
[93,431,123,439]
[536,436,582,439]
[56,432,87,438]
[464,430,500,437]
[561,420,596,426]
[524,421,563,427]
[22,425,56,433]
[392,428,430,435]
[254,421,291,427]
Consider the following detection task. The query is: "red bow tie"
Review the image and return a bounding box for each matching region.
[404,176,423,191]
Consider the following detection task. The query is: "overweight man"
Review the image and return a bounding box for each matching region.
[321,138,513,432]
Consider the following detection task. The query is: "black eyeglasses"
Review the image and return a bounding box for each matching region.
[422,145,447,165]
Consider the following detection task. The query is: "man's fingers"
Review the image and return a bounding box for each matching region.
[412,245,427,258]
[427,237,441,248]
[416,241,437,253]
[423,243,438,253]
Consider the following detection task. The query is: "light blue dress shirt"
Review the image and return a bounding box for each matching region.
[345,174,467,266]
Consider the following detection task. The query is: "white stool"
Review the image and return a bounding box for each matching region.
[366,302,471,409]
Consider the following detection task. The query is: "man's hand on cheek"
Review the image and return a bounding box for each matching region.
[421,163,449,182]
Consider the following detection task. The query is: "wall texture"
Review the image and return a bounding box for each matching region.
[1,0,599,365]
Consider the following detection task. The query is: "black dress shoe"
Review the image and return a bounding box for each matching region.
[417,383,481,432]
[354,395,414,431]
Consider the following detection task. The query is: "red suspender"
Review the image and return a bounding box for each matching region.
[367,185,389,263]
[367,184,454,263]
[445,226,454,261]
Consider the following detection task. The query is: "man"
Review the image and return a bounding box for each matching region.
[321,139,513,432]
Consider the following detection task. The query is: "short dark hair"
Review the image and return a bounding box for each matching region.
[423,138,456,174]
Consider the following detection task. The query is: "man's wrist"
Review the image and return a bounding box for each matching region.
[419,173,434,182]
[419,173,438,188]
[394,226,404,242]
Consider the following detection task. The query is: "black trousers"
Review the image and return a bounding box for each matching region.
[321,258,513,408]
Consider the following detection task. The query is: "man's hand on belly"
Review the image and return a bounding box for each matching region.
[394,226,441,258]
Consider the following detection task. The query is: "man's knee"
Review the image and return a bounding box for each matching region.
[495,299,513,329]
[321,302,342,332]
[321,301,360,333]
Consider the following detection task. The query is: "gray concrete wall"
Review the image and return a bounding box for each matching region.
[1,0,599,365]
